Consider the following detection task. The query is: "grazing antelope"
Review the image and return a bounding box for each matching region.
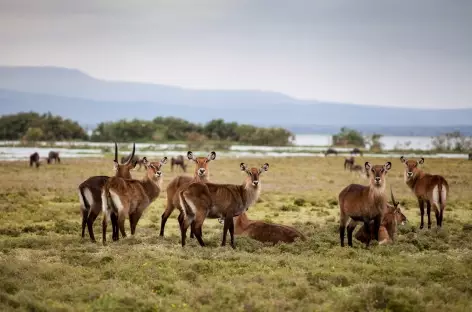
[101,156,168,244]
[339,161,392,247]
[223,212,306,245]
[78,143,137,242]
[350,164,369,178]
[325,148,338,156]
[468,153,472,161]
[159,151,216,237]
[29,152,40,168]
[177,162,269,248]
[351,148,363,156]
[354,188,407,245]
[47,151,60,164]
[171,155,187,172]
[344,157,355,170]
[400,156,449,229]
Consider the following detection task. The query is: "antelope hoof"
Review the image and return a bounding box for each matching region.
[420,225,424,229]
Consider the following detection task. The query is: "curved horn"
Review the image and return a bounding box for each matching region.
[390,186,398,207]
[126,143,136,165]
[114,142,118,163]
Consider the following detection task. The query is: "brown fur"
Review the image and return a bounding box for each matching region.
[78,143,136,242]
[354,203,407,245]
[400,156,449,229]
[176,163,269,248]
[232,212,305,244]
[101,156,167,244]
[344,157,355,170]
[29,152,40,168]
[339,161,392,247]
[159,151,216,237]
[171,155,187,172]
[47,151,60,164]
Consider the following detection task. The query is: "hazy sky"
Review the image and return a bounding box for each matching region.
[1,0,471,108]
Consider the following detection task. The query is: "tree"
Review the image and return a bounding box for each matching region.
[332,127,365,147]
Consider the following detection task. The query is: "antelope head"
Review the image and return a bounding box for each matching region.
[400,156,424,181]
[187,151,216,178]
[113,142,136,179]
[365,161,392,188]
[390,187,407,225]
[142,156,168,179]
[240,163,269,187]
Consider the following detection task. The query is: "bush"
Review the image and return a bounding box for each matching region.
[332,127,365,147]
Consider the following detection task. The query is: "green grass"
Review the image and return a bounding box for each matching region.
[0,156,472,311]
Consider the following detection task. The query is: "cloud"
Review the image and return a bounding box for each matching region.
[0,0,471,108]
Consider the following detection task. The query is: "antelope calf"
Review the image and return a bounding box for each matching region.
[47,151,60,164]
[177,162,269,248]
[101,156,167,244]
[78,143,137,242]
[354,188,407,245]
[159,151,216,237]
[226,212,306,245]
[400,156,449,229]
[29,152,40,168]
[339,161,392,247]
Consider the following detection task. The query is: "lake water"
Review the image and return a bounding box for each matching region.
[0,135,468,161]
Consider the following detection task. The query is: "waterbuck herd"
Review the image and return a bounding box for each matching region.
[30,143,450,248]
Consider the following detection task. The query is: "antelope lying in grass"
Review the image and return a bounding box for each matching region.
[400,156,449,229]
[101,156,167,244]
[78,143,137,242]
[177,162,269,248]
[219,212,305,245]
[353,188,407,245]
[159,151,216,237]
[339,161,392,247]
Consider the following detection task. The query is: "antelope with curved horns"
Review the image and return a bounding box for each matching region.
[159,151,216,237]
[78,142,137,242]
[176,162,269,248]
[400,156,449,229]
[353,187,408,245]
[101,156,168,244]
[338,161,392,247]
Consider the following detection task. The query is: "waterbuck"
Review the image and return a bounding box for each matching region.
[101,156,168,244]
[29,152,40,168]
[176,162,269,248]
[78,143,137,242]
[344,157,355,170]
[325,148,338,156]
[339,161,392,247]
[159,151,216,237]
[400,156,449,229]
[47,151,60,164]
[171,155,187,172]
[353,188,407,245]
[351,148,363,156]
[220,212,305,245]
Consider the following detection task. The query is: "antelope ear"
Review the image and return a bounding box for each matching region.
[384,161,392,171]
[207,151,216,161]
[160,157,168,165]
[187,151,195,161]
[400,156,407,163]
[365,162,372,171]
[142,157,149,167]
[240,163,248,171]
[259,163,269,173]
[418,157,424,165]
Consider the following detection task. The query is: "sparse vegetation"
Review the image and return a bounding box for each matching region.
[332,127,365,147]
[0,156,471,311]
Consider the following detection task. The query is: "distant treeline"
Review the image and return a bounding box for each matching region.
[0,112,88,141]
[92,117,295,146]
[0,112,295,146]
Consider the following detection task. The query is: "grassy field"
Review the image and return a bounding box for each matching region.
[1,155,472,311]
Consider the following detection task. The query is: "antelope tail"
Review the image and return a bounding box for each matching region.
[79,187,91,212]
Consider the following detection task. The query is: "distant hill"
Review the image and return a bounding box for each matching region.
[1,66,472,135]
